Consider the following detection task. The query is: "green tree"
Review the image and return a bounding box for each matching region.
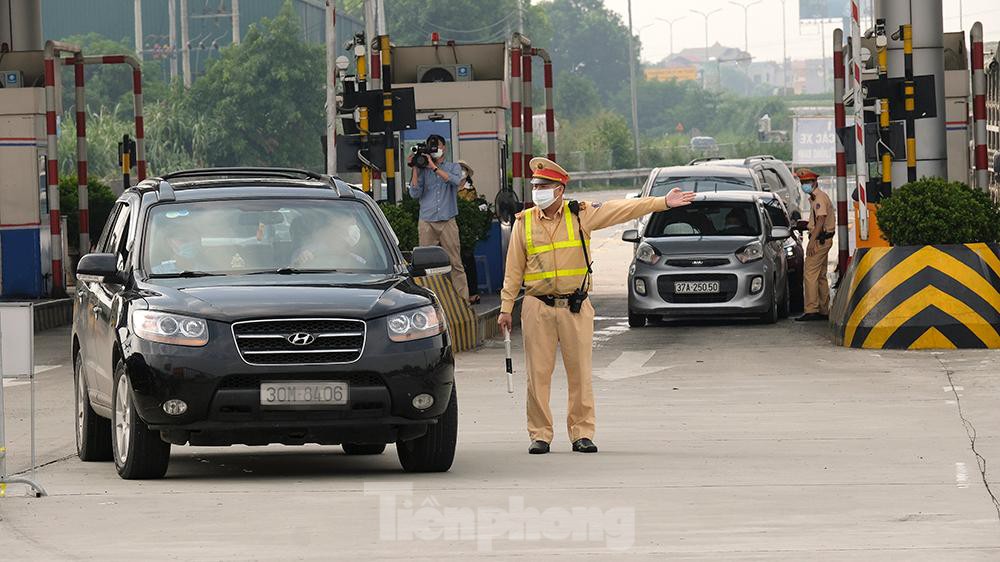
[185,1,325,169]
[554,70,600,121]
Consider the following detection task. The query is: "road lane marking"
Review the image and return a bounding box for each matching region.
[2,364,62,387]
[944,386,964,392]
[956,462,970,488]
[597,351,675,381]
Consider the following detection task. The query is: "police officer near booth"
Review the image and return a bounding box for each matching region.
[497,157,696,454]
[795,168,836,321]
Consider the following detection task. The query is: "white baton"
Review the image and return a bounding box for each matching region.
[504,328,514,394]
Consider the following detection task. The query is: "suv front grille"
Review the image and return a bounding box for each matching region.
[664,258,730,268]
[232,318,366,365]
[657,274,738,304]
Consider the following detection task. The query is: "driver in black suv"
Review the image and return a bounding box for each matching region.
[73,168,458,479]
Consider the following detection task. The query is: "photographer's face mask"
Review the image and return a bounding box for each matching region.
[432,148,444,159]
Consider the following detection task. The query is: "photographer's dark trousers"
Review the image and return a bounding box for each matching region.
[804,237,833,315]
[522,295,596,444]
[418,218,469,301]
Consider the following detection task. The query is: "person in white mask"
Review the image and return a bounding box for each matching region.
[498,157,695,455]
[407,134,472,303]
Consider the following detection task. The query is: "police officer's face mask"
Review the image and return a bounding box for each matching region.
[532,185,561,210]
[801,181,815,194]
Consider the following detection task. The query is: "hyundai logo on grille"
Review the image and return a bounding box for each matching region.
[286,332,316,346]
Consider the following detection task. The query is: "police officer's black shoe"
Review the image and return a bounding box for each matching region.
[528,441,550,454]
[572,438,598,453]
[795,313,825,322]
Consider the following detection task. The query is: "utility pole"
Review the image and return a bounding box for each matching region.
[958,0,963,31]
[231,0,240,44]
[325,0,337,175]
[730,0,761,54]
[626,0,641,167]
[180,0,191,87]
[780,0,788,95]
[168,0,178,81]
[656,16,685,56]
[134,0,143,60]
[691,8,722,90]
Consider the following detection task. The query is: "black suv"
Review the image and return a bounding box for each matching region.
[73,168,457,479]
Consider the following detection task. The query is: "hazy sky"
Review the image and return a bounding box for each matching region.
[603,0,1000,64]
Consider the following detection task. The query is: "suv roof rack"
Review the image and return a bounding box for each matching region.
[743,155,776,164]
[161,167,325,181]
[687,157,726,165]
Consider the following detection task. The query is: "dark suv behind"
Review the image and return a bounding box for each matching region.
[73,168,457,479]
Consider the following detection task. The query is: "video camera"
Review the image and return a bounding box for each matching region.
[408,137,441,169]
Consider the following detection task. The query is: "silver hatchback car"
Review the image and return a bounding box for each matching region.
[622,192,792,327]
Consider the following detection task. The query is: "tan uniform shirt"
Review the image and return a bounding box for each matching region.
[807,188,836,233]
[500,197,668,314]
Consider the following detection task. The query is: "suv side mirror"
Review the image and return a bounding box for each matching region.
[790,210,802,222]
[768,226,791,241]
[621,229,641,243]
[410,246,452,277]
[76,253,124,284]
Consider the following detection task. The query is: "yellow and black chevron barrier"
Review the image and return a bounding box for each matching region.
[413,274,478,353]
[831,243,1000,349]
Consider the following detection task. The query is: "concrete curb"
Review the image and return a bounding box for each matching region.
[831,243,1000,349]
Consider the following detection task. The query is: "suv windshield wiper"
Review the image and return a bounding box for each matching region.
[246,267,341,275]
[148,270,223,278]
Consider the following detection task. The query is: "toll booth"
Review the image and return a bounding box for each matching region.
[390,43,509,204]
[0,53,51,298]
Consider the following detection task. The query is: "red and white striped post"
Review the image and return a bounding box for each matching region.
[521,52,533,181]
[533,48,556,162]
[510,38,524,200]
[44,40,82,296]
[67,55,147,181]
[850,0,869,240]
[833,28,850,275]
[74,55,90,255]
[971,22,988,190]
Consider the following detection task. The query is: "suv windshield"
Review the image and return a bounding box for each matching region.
[144,199,392,275]
[651,175,755,195]
[645,201,762,237]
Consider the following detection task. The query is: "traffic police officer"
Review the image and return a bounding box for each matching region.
[497,157,695,454]
[795,168,836,321]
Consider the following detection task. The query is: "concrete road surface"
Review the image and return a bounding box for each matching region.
[1,189,998,560]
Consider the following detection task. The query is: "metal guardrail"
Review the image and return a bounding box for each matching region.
[566,168,653,183]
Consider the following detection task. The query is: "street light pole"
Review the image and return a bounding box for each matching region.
[655,16,685,56]
[779,0,788,94]
[691,8,722,90]
[627,0,641,167]
[730,1,761,96]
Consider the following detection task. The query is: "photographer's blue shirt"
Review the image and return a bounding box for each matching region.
[408,162,462,222]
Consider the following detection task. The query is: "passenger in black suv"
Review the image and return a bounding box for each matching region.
[73,168,457,479]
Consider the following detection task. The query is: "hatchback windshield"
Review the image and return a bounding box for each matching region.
[645,202,762,237]
[144,199,392,275]
[650,175,756,195]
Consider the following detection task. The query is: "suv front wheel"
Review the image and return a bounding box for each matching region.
[112,361,171,479]
[397,387,457,472]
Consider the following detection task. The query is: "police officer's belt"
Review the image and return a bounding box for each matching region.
[536,293,588,308]
[816,231,835,242]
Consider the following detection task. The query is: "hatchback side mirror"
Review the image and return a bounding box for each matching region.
[77,253,125,284]
[410,246,452,277]
[769,226,791,241]
[790,210,802,222]
[621,229,640,243]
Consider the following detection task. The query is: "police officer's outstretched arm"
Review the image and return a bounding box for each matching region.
[581,188,696,232]
[498,214,528,333]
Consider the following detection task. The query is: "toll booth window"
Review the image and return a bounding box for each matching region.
[402,119,454,165]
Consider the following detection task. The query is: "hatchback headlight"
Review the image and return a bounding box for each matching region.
[132,310,209,347]
[635,242,660,265]
[736,241,764,263]
[387,305,444,342]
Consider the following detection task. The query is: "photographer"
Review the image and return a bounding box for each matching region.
[407,134,472,303]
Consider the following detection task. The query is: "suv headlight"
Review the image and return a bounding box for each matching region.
[635,242,660,265]
[387,305,445,342]
[735,241,764,263]
[132,310,209,347]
